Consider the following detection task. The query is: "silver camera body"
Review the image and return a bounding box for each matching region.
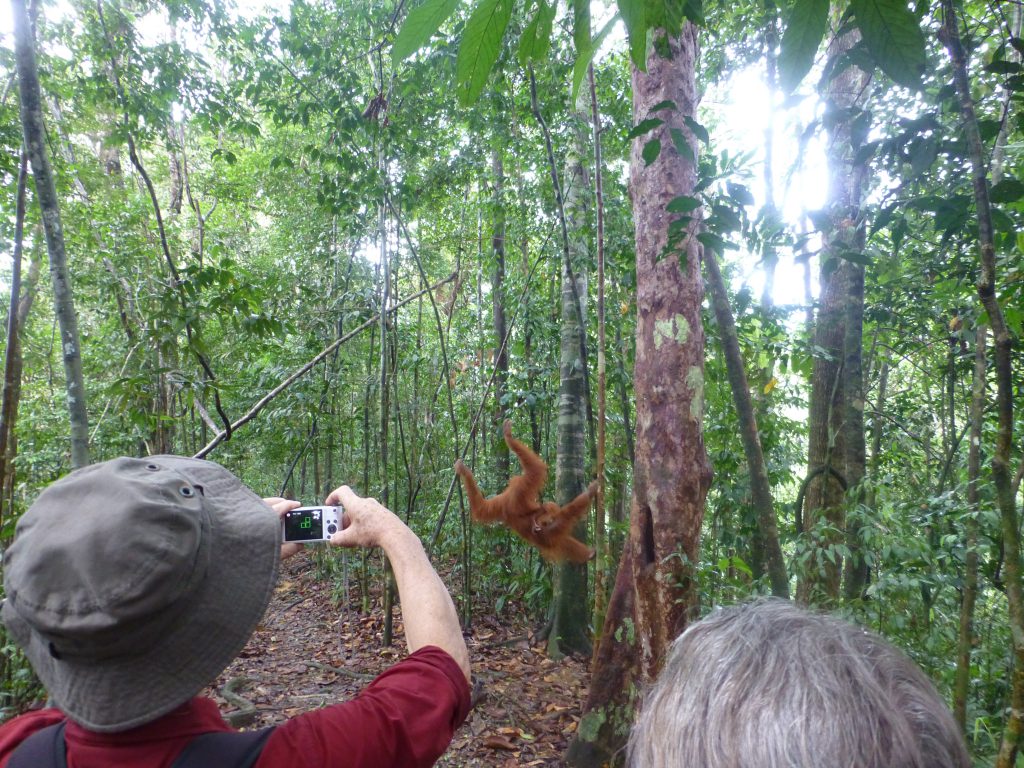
[281,506,342,543]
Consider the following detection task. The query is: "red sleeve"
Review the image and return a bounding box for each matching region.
[0,708,66,767]
[256,646,471,768]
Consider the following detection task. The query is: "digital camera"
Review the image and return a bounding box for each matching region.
[281,506,342,543]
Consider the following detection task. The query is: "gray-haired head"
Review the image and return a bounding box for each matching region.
[627,598,970,768]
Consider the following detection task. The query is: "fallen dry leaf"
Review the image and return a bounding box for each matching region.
[483,734,518,751]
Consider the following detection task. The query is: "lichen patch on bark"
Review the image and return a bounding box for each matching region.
[653,314,690,349]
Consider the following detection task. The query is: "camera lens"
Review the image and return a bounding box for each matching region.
[327,523,338,535]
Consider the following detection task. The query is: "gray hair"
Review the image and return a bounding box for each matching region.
[627,598,970,768]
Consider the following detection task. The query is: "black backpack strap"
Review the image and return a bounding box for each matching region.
[169,726,276,768]
[7,721,67,768]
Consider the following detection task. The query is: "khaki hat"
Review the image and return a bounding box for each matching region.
[1,456,280,732]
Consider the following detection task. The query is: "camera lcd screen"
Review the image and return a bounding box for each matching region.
[283,509,324,541]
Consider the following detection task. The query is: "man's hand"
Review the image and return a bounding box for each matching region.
[324,485,406,549]
[322,484,470,681]
[264,497,302,560]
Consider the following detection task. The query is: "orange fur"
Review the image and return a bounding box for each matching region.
[454,420,596,563]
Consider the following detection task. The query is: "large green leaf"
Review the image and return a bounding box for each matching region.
[850,0,926,90]
[518,0,556,66]
[642,138,662,166]
[570,16,618,106]
[990,177,1024,203]
[456,0,514,105]
[392,0,461,66]
[573,0,591,57]
[617,0,648,69]
[645,0,703,35]
[627,117,664,139]
[778,0,830,93]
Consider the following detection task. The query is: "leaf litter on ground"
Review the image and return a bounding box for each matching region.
[209,549,591,765]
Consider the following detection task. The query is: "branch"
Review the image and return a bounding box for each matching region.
[794,464,848,535]
[193,273,455,459]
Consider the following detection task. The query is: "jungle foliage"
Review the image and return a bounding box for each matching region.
[1,0,1023,762]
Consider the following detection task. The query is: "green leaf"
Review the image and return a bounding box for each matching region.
[850,0,926,90]
[456,0,514,106]
[618,0,648,70]
[778,0,830,93]
[684,0,704,24]
[854,140,879,166]
[649,99,678,113]
[573,0,591,56]
[990,178,1024,203]
[392,0,461,66]
[710,202,742,232]
[668,216,692,234]
[909,137,938,178]
[670,127,692,159]
[683,116,709,145]
[985,59,1022,75]
[570,16,618,105]
[627,117,663,139]
[726,181,754,206]
[837,249,873,266]
[697,231,736,253]
[667,195,701,212]
[978,118,1002,142]
[642,138,661,166]
[518,0,556,65]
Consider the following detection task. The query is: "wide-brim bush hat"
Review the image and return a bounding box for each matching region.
[1,455,280,732]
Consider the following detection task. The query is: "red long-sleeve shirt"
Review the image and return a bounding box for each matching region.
[0,646,470,768]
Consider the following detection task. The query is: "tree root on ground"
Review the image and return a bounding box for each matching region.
[221,676,259,728]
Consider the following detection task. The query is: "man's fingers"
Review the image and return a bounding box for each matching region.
[325,485,355,507]
[265,498,301,518]
[329,527,359,548]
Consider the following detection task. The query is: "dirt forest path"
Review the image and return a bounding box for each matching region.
[209,549,592,766]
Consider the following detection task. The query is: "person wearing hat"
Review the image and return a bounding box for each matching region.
[0,456,471,767]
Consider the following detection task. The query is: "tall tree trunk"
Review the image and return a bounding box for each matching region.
[840,257,868,601]
[0,152,33,532]
[797,25,868,605]
[1,255,40,525]
[565,26,711,765]
[167,124,184,216]
[953,324,986,731]
[548,98,593,659]
[704,249,789,597]
[490,144,510,483]
[940,7,1021,764]
[589,62,610,650]
[12,0,91,468]
[0,151,28,511]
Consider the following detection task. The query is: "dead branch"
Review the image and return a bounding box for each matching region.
[193,273,456,459]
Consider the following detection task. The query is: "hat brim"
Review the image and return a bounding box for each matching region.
[3,456,281,732]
